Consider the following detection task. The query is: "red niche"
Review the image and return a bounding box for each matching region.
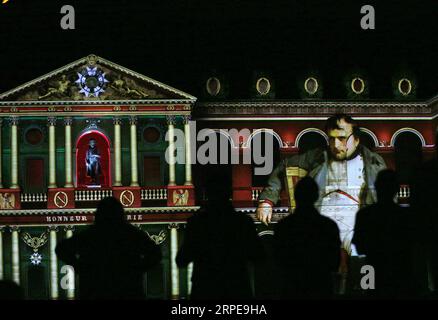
[76,130,111,188]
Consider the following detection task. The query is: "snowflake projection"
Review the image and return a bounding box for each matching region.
[30,253,42,265]
[75,66,109,97]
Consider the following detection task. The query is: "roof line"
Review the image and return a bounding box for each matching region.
[0,54,197,101]
[0,56,88,100]
[96,55,197,100]
[0,99,195,106]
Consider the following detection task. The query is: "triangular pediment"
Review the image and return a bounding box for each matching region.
[0,54,196,102]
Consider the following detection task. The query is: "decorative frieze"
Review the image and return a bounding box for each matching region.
[196,101,432,117]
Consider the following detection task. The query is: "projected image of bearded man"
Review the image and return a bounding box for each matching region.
[257,114,386,257]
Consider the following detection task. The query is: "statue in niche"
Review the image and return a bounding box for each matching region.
[85,138,102,185]
[109,76,149,99]
[38,75,71,100]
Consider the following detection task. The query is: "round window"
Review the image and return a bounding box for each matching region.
[143,127,161,143]
[25,128,43,145]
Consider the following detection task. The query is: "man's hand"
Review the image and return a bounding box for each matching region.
[256,202,273,226]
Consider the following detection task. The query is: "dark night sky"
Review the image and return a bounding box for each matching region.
[0,0,436,99]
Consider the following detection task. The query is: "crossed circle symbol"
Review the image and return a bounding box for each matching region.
[54,191,68,208]
[120,190,134,207]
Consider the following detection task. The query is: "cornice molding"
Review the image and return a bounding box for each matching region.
[0,99,195,107]
[195,100,434,117]
[0,206,201,216]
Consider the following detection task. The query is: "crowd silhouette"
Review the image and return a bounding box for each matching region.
[353,169,416,298]
[1,151,437,300]
[56,197,162,299]
[176,170,265,299]
[273,177,340,299]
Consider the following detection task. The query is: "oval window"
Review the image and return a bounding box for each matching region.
[206,77,221,96]
[304,77,318,95]
[351,78,365,94]
[398,78,412,96]
[256,77,271,95]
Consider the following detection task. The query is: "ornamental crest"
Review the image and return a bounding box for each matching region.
[75,66,109,97]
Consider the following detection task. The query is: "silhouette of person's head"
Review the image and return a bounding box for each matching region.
[204,169,232,205]
[95,197,126,226]
[0,280,24,300]
[294,176,319,207]
[375,169,399,203]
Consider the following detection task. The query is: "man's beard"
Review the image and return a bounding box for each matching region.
[330,146,360,161]
[333,153,347,161]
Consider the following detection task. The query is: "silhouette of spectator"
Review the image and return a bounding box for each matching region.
[176,171,265,299]
[56,197,162,299]
[353,169,415,298]
[0,280,24,300]
[273,177,341,299]
[410,133,438,296]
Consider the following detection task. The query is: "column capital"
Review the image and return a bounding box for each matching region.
[9,226,20,232]
[129,116,138,126]
[63,225,75,233]
[168,223,180,230]
[183,115,191,124]
[47,116,57,126]
[0,226,5,232]
[48,226,59,232]
[166,115,176,125]
[9,116,19,126]
[63,117,73,126]
[113,117,123,125]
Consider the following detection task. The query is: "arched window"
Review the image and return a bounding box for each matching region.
[251,132,281,187]
[297,131,327,154]
[359,130,377,151]
[394,132,423,184]
[193,131,232,202]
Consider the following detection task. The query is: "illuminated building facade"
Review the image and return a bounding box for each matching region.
[0,54,436,299]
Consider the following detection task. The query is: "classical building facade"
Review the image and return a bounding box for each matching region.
[0,55,436,299]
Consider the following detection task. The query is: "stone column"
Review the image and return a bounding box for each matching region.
[64,118,73,188]
[166,116,176,186]
[10,117,19,189]
[49,226,59,299]
[183,116,193,186]
[129,116,139,187]
[0,227,4,280]
[169,223,179,299]
[64,226,75,300]
[48,117,57,188]
[0,118,3,188]
[11,227,20,284]
[187,262,193,297]
[113,117,122,186]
